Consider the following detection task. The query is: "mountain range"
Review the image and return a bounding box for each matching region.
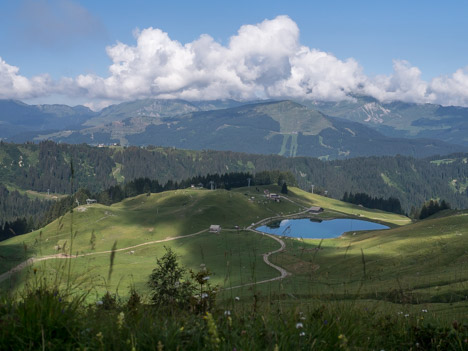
[1,97,468,159]
[304,95,468,146]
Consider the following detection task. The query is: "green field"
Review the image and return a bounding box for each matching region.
[0,186,305,295]
[1,186,467,320]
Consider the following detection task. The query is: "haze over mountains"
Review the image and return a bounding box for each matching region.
[1,97,468,159]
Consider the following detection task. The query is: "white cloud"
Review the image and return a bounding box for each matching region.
[74,16,302,101]
[2,15,468,107]
[0,57,52,99]
[429,67,468,106]
[363,60,435,104]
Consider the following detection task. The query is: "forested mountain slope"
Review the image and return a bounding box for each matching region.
[305,95,468,146]
[1,141,468,213]
[34,101,465,159]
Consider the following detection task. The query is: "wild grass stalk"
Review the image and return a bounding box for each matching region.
[66,160,74,292]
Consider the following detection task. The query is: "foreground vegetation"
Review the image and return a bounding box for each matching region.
[0,186,409,295]
[1,284,467,350]
[1,186,468,349]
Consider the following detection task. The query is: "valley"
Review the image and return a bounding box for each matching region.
[3,184,466,323]
[2,3,468,348]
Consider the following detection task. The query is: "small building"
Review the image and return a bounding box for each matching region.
[209,225,221,233]
[308,206,324,213]
[86,199,97,205]
[267,193,280,202]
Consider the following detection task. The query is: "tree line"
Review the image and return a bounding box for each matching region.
[0,184,51,240]
[414,199,451,219]
[342,192,403,214]
[34,170,296,241]
[2,141,468,214]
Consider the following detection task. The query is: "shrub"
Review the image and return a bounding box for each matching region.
[147,246,195,309]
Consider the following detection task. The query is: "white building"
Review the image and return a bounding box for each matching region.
[209,225,221,233]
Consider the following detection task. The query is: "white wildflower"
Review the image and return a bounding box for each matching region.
[296,323,303,329]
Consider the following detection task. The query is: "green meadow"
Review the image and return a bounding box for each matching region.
[0,186,304,295]
[1,186,467,316]
[1,186,468,349]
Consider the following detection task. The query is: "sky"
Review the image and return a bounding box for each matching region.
[1,0,468,110]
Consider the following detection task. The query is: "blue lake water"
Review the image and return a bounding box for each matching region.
[256,218,389,239]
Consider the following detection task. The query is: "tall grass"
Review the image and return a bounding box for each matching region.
[1,185,468,348]
[1,226,468,349]
[1,280,467,350]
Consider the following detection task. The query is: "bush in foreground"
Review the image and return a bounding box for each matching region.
[1,285,467,350]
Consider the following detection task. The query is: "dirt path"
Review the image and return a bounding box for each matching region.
[0,205,305,287]
[0,229,208,284]
[224,229,290,290]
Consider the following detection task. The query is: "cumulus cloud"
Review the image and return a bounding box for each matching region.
[2,15,468,107]
[72,16,371,102]
[0,57,53,99]
[430,67,468,106]
[75,16,303,101]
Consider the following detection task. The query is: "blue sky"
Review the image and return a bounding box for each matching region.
[1,0,468,108]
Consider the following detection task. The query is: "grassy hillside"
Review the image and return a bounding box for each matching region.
[2,185,468,322]
[0,187,409,295]
[267,211,468,319]
[0,187,305,294]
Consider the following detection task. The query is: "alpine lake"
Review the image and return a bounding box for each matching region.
[256,218,389,239]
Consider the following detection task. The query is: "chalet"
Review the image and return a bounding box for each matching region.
[209,225,221,233]
[308,206,324,213]
[267,193,281,202]
[86,199,97,205]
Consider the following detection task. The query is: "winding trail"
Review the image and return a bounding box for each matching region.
[0,229,208,284]
[223,203,310,290]
[224,229,290,290]
[0,196,308,287]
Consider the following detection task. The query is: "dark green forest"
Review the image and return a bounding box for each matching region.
[0,184,50,240]
[342,192,403,214]
[2,141,468,232]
